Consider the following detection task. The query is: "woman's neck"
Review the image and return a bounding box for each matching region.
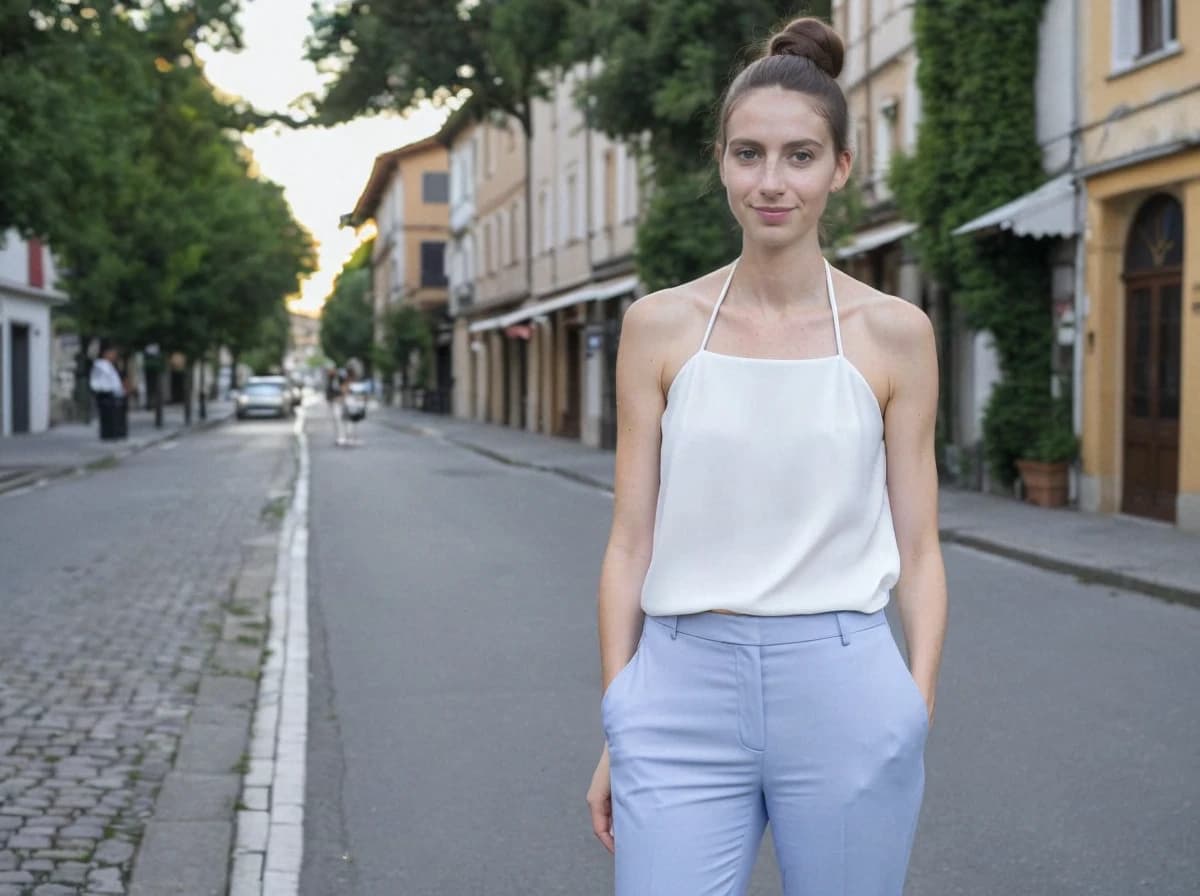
[734,240,828,312]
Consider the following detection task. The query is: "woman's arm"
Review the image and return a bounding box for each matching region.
[882,302,948,724]
[587,296,669,853]
[597,297,668,695]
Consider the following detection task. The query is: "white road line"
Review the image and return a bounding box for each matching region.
[232,409,310,896]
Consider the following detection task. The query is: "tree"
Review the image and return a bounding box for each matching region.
[375,304,433,407]
[240,302,291,376]
[569,0,835,287]
[306,0,571,290]
[1,4,315,424]
[320,267,374,366]
[0,1,243,239]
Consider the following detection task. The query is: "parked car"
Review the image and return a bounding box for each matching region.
[235,381,292,420]
[247,375,301,408]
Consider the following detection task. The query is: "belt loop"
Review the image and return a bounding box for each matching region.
[835,612,850,647]
[670,615,680,640]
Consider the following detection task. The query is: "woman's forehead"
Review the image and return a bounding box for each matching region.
[726,87,828,143]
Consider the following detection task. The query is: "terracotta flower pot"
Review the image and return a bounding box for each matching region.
[1016,459,1070,508]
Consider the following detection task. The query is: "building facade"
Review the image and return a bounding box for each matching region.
[0,232,67,436]
[465,64,641,448]
[454,111,530,426]
[440,105,480,420]
[349,138,451,408]
[1078,0,1199,531]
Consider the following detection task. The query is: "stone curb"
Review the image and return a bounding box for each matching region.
[383,416,1200,608]
[935,530,1200,609]
[230,410,310,896]
[0,410,234,498]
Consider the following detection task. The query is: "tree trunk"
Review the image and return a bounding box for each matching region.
[183,358,193,426]
[198,356,207,421]
[154,364,164,428]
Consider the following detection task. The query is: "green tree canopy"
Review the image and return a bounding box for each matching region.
[320,242,375,366]
[570,1,834,288]
[2,1,314,380]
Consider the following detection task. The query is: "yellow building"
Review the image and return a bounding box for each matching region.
[348,137,451,408]
[1079,0,1199,531]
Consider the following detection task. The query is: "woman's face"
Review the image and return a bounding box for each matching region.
[719,86,851,248]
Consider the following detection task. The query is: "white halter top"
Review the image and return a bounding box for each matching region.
[639,259,901,617]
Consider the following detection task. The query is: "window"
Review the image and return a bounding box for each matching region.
[420,241,447,287]
[499,209,509,267]
[422,172,449,203]
[1113,0,1177,68]
[603,149,617,232]
[875,98,900,191]
[539,188,551,254]
[1139,0,1175,55]
[510,202,520,263]
[565,170,578,243]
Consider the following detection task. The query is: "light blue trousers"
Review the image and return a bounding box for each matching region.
[602,609,927,896]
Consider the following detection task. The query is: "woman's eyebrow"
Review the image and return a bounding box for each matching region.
[728,137,824,149]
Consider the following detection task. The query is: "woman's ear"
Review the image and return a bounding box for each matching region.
[832,148,853,193]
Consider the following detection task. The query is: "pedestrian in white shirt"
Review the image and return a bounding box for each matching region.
[90,343,127,440]
[89,345,124,398]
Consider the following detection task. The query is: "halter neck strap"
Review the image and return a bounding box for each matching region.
[825,259,843,357]
[701,260,738,352]
[700,257,843,356]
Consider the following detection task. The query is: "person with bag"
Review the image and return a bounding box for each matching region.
[338,363,366,447]
[90,341,127,441]
[586,17,947,896]
[325,365,344,446]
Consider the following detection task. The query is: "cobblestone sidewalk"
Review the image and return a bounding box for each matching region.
[0,423,292,894]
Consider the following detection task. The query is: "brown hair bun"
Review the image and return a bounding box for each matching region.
[766,18,844,80]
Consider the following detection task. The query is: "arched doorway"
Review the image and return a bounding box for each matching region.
[1122,194,1183,522]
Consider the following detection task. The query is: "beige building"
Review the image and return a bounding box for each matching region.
[832,0,922,300]
[442,109,532,426]
[466,64,641,448]
[1077,0,1199,530]
[348,137,451,407]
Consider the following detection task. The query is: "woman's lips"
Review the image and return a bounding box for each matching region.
[753,207,792,224]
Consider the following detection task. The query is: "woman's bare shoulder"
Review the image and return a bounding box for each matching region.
[831,268,933,353]
[623,265,734,339]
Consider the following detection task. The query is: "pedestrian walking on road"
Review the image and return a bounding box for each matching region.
[90,341,128,441]
[325,365,345,445]
[337,360,366,447]
[587,17,948,896]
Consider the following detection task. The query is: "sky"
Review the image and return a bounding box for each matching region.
[196,0,449,317]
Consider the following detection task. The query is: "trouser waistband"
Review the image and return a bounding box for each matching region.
[650,609,887,646]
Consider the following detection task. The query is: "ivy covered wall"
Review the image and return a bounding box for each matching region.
[890,0,1055,485]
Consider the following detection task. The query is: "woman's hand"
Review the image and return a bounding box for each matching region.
[586,745,614,854]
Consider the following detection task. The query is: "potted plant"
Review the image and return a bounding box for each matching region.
[1016,420,1078,508]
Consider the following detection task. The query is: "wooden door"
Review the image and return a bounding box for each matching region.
[1122,195,1183,522]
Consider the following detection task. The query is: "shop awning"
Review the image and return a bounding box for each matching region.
[468,274,639,334]
[834,220,918,260]
[953,174,1076,239]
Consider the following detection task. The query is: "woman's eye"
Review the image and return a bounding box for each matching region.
[736,149,758,161]
[792,152,813,163]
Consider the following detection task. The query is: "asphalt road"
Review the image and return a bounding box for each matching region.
[302,411,1200,896]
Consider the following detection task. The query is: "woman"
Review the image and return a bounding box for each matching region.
[586,17,947,896]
